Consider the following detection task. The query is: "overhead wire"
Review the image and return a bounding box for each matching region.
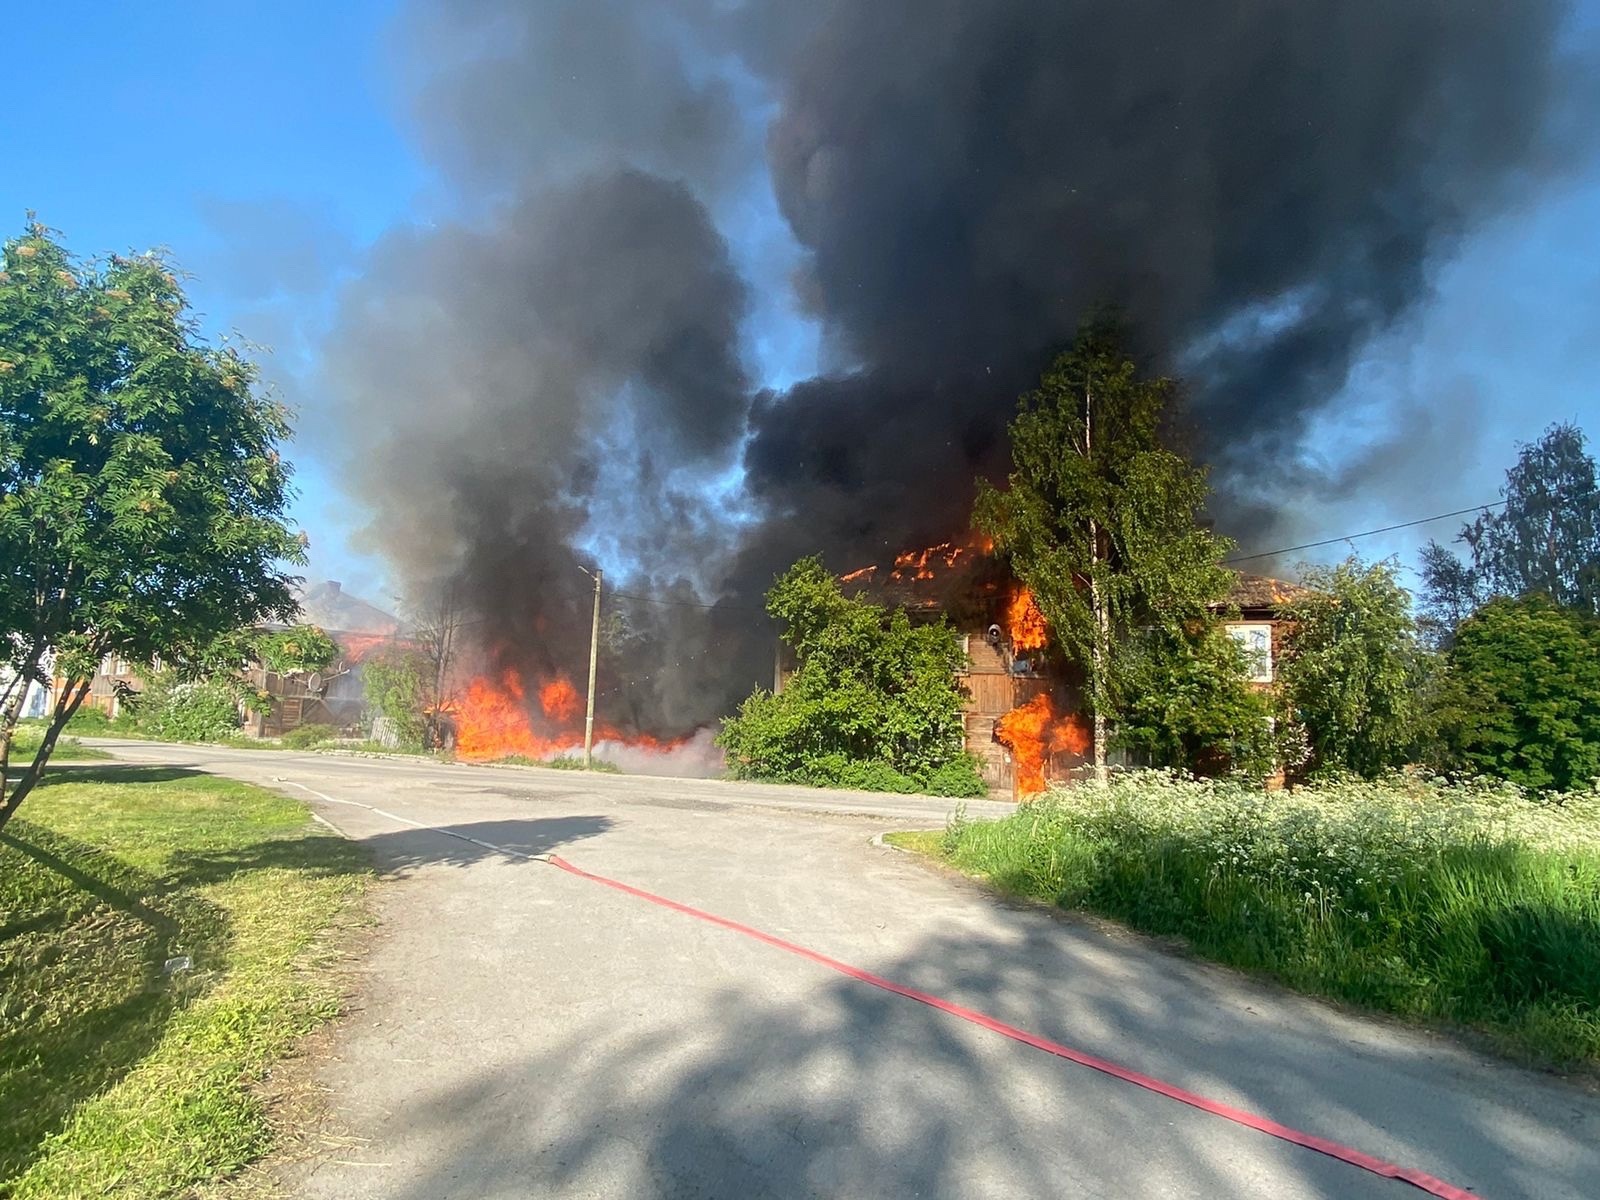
[1222,501,1505,565]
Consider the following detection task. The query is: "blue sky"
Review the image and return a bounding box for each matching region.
[6,0,1599,601]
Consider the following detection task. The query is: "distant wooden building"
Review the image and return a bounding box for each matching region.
[239,630,398,738]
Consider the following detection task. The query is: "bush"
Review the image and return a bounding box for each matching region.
[939,772,1600,1064]
[63,708,113,734]
[134,675,240,743]
[1276,557,1427,779]
[280,723,338,749]
[361,649,430,750]
[922,756,989,797]
[719,557,978,795]
[1431,596,1600,792]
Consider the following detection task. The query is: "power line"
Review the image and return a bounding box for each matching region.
[609,589,763,613]
[1223,501,1505,566]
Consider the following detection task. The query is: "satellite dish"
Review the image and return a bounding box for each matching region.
[305,672,324,695]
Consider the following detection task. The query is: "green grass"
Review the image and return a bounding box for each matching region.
[10,724,111,762]
[911,774,1600,1068]
[489,753,621,773]
[0,766,369,1197]
[319,741,441,757]
[883,829,943,855]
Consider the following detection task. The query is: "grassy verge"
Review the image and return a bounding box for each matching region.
[487,753,620,773]
[10,724,111,762]
[0,766,369,1196]
[911,773,1600,1067]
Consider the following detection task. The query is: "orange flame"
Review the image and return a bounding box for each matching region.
[454,667,685,762]
[539,676,579,722]
[995,692,1090,796]
[334,632,405,666]
[1005,586,1049,652]
[841,531,992,587]
[891,540,969,581]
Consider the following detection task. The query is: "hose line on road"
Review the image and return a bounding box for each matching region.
[281,779,1477,1200]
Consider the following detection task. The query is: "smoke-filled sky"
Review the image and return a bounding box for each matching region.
[6,0,1600,732]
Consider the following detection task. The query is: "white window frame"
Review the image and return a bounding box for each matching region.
[1227,622,1273,683]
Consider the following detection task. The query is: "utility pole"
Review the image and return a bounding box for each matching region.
[1086,376,1109,786]
[583,567,602,769]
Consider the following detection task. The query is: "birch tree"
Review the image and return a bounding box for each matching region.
[975,321,1234,782]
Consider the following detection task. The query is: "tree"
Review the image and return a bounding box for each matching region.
[1115,623,1274,778]
[254,625,339,676]
[361,647,432,750]
[1275,557,1424,779]
[1421,423,1600,640]
[402,585,464,749]
[0,222,302,829]
[717,557,985,796]
[974,320,1237,782]
[1430,596,1600,792]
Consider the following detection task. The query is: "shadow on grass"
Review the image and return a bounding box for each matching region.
[35,763,209,787]
[0,823,231,1184]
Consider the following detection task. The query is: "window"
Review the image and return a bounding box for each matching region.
[1227,623,1273,683]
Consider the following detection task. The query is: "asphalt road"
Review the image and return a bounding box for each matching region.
[95,741,1600,1199]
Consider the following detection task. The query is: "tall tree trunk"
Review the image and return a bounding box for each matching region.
[1085,377,1109,785]
[1088,527,1110,786]
[0,676,89,833]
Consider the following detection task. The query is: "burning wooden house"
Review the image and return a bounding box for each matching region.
[834,541,1301,798]
[239,630,400,738]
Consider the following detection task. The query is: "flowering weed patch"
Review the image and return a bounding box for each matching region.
[938,773,1600,1065]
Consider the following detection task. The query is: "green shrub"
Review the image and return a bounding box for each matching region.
[1431,596,1600,792]
[134,675,240,742]
[63,707,113,734]
[361,649,430,750]
[922,756,989,797]
[280,723,338,749]
[939,772,1600,1064]
[719,557,977,795]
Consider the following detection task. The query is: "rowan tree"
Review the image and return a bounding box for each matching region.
[0,221,302,829]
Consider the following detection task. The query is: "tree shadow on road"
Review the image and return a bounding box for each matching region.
[350,816,617,875]
[285,904,1600,1199]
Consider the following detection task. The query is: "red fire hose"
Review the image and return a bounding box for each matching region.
[546,853,1478,1200]
[280,781,1477,1198]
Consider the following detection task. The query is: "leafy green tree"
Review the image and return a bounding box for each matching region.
[718,557,985,796]
[1431,596,1600,792]
[974,320,1237,781]
[1276,557,1424,779]
[361,647,431,750]
[1421,423,1600,640]
[0,222,301,829]
[1116,623,1274,778]
[254,625,339,676]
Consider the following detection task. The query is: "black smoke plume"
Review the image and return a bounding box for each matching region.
[323,0,1585,741]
